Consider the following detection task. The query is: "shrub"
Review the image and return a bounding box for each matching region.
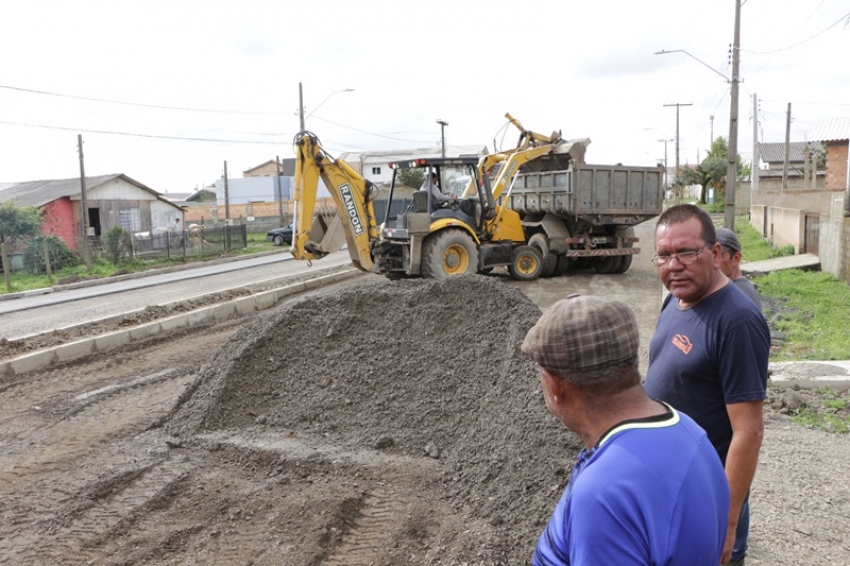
[105,226,134,265]
[24,236,80,274]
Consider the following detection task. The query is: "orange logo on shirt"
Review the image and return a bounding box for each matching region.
[672,334,693,354]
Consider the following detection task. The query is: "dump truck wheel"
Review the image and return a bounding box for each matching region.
[554,254,571,276]
[612,254,633,274]
[528,234,558,277]
[421,229,479,279]
[593,255,619,274]
[611,228,635,274]
[509,245,543,281]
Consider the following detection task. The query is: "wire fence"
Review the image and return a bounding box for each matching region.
[127,224,248,262]
[1,224,249,283]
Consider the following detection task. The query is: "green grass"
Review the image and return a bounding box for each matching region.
[702,215,850,361]
[790,407,850,434]
[755,269,850,361]
[824,397,848,410]
[731,222,795,261]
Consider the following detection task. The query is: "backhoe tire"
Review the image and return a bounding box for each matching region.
[528,233,558,277]
[421,229,479,279]
[509,245,544,281]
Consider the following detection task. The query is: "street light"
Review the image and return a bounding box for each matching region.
[297,82,354,130]
[653,50,729,83]
[306,88,355,120]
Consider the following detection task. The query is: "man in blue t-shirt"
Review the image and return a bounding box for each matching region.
[522,293,729,565]
[644,205,770,566]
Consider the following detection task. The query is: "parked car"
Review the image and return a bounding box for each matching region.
[267,223,293,246]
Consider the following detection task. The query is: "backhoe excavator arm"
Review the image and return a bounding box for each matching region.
[291,132,378,272]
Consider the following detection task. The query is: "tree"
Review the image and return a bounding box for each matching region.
[396,168,425,190]
[678,137,748,204]
[105,226,134,265]
[0,200,42,244]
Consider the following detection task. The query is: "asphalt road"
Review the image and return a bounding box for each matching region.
[0,251,354,340]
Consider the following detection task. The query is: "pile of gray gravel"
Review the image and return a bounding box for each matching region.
[166,274,584,562]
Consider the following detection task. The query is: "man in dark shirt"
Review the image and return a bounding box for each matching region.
[644,205,770,566]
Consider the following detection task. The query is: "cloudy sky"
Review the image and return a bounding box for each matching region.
[1,0,848,195]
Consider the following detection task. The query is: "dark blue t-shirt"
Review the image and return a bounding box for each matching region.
[644,283,770,462]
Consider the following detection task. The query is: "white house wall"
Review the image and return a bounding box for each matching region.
[87,178,157,200]
[151,199,182,233]
[215,177,329,205]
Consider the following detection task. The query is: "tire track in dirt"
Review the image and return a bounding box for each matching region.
[323,482,407,565]
[44,455,197,564]
[0,365,195,563]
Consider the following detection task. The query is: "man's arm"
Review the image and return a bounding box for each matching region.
[721,399,764,563]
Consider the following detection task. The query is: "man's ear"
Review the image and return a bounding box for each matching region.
[541,369,564,393]
[710,241,723,268]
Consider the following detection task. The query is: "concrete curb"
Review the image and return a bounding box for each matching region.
[768,360,850,391]
[0,268,361,378]
[0,250,285,301]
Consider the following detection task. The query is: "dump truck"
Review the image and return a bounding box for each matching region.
[506,138,665,275]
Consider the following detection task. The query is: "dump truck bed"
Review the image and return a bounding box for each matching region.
[508,163,664,226]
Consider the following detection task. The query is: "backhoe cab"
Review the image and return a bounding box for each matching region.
[372,155,545,280]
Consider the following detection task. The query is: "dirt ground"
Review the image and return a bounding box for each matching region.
[1,275,849,565]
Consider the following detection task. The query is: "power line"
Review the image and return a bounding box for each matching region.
[742,11,850,55]
[0,83,444,147]
[0,84,289,115]
[761,98,850,107]
[0,119,284,144]
[311,115,432,143]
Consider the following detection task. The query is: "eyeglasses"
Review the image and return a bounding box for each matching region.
[650,242,713,268]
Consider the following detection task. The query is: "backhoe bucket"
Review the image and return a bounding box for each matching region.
[305,213,346,256]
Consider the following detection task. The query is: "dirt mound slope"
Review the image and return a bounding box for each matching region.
[166,274,582,563]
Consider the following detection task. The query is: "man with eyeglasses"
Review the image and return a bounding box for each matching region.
[644,204,770,566]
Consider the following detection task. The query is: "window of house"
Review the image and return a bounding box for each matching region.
[371,167,381,175]
[118,207,141,232]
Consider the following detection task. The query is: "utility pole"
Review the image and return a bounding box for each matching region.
[76,135,92,269]
[436,119,449,158]
[664,102,692,205]
[223,161,230,222]
[782,102,792,191]
[752,93,759,194]
[658,138,671,190]
[298,82,305,131]
[710,115,714,145]
[275,155,285,226]
[725,0,742,230]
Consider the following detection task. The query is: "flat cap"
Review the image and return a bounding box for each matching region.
[522,294,639,376]
[715,227,742,253]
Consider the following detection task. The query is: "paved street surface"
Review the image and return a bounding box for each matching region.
[0,251,354,340]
